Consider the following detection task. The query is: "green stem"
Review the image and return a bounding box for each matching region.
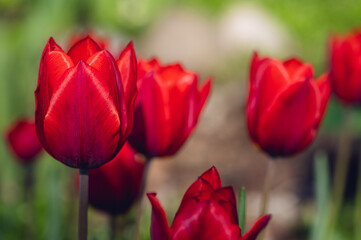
[325,108,353,239]
[134,158,151,240]
[24,162,35,240]
[109,215,116,240]
[354,147,361,240]
[78,169,89,240]
[260,159,276,216]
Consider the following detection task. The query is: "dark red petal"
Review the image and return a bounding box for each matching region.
[35,38,72,154]
[200,166,222,189]
[195,187,241,240]
[171,197,208,240]
[147,193,171,240]
[129,73,167,157]
[67,36,102,64]
[116,42,138,137]
[247,53,269,142]
[43,62,120,168]
[283,58,314,82]
[246,58,290,144]
[197,77,212,117]
[241,215,271,240]
[88,143,144,215]
[257,79,319,157]
[315,74,331,127]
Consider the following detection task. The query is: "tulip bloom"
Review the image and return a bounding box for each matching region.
[330,30,361,103]
[6,119,42,163]
[147,167,271,240]
[88,143,144,215]
[128,58,211,158]
[35,36,137,169]
[246,53,331,157]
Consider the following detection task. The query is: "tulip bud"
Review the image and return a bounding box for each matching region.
[6,119,42,163]
[330,30,361,103]
[147,167,271,240]
[35,36,138,169]
[246,53,331,157]
[129,58,212,158]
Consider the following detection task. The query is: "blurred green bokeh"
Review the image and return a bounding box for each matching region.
[1,0,361,239]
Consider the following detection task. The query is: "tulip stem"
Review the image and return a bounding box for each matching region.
[325,108,353,239]
[109,215,116,240]
[134,158,151,240]
[260,159,276,216]
[355,147,361,240]
[24,162,35,240]
[78,169,89,240]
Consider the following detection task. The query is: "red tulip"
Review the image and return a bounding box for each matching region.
[35,36,138,169]
[246,52,331,157]
[6,119,42,163]
[88,142,144,215]
[147,167,271,240]
[330,30,361,103]
[128,58,211,158]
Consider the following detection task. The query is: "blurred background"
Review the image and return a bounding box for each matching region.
[1,0,361,239]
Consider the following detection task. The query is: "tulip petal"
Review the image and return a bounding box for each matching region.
[197,78,212,117]
[138,58,161,80]
[200,166,222,189]
[147,193,171,240]
[257,80,319,157]
[67,36,102,64]
[241,215,271,240]
[196,187,241,240]
[43,62,120,168]
[283,58,314,82]
[36,38,73,153]
[315,74,331,126]
[246,56,290,143]
[117,42,138,137]
[88,143,144,214]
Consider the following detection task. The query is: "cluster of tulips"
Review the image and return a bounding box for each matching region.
[4,29,361,240]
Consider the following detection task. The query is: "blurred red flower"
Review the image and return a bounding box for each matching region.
[35,36,137,169]
[147,167,271,240]
[6,119,42,163]
[330,30,361,103]
[129,58,211,158]
[88,142,144,215]
[246,52,331,157]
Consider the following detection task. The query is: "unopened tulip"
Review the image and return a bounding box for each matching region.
[88,143,144,215]
[147,167,271,240]
[330,30,361,103]
[35,36,137,169]
[246,53,331,157]
[129,58,211,158]
[6,119,42,163]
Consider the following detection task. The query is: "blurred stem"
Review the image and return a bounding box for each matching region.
[355,147,361,240]
[78,169,89,240]
[109,215,116,240]
[258,159,276,240]
[24,162,35,240]
[134,158,151,240]
[260,159,276,216]
[326,108,353,239]
[66,169,77,239]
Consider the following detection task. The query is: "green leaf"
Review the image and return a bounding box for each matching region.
[238,187,246,232]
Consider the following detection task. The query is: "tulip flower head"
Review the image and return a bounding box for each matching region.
[35,36,137,169]
[330,30,361,103]
[246,53,331,157]
[129,58,212,158]
[6,119,42,163]
[147,167,271,240]
[88,143,144,215]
